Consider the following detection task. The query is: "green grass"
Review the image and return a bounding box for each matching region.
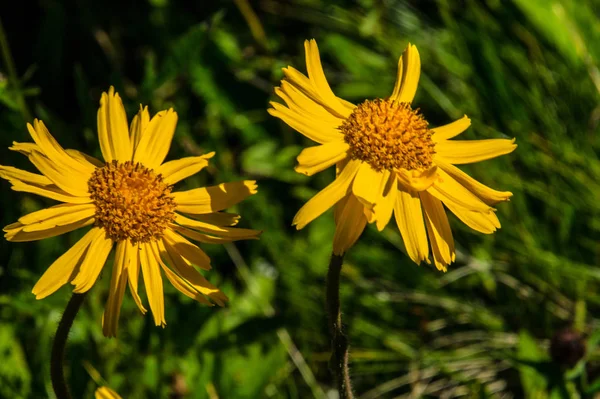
[1,0,600,397]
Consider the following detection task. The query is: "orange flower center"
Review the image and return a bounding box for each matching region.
[340,99,436,172]
[88,161,176,243]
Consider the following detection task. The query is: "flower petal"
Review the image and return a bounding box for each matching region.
[428,169,492,212]
[158,152,215,186]
[95,387,122,399]
[28,151,90,197]
[129,105,150,153]
[65,149,104,168]
[268,102,343,144]
[71,229,113,293]
[97,87,132,162]
[173,213,261,240]
[276,80,344,124]
[295,141,349,176]
[435,138,517,165]
[395,166,439,192]
[18,203,96,233]
[159,240,227,305]
[293,160,361,229]
[102,241,128,337]
[182,212,240,226]
[373,171,397,231]
[27,120,95,176]
[31,227,99,299]
[436,158,512,205]
[420,191,455,271]
[352,164,385,209]
[163,229,211,270]
[390,44,421,103]
[332,194,368,255]
[171,224,237,244]
[394,188,429,264]
[432,115,471,142]
[139,242,165,327]
[5,218,94,242]
[303,39,354,118]
[173,180,257,215]
[126,241,147,314]
[445,202,501,234]
[133,109,178,169]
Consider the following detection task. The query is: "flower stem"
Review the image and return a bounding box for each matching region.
[51,292,87,399]
[326,253,354,399]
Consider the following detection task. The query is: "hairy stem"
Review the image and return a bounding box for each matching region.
[326,253,354,399]
[51,293,87,399]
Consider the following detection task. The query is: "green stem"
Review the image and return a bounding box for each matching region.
[51,293,87,399]
[0,15,31,121]
[326,253,354,399]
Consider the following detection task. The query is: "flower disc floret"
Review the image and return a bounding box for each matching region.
[341,99,436,172]
[88,160,176,243]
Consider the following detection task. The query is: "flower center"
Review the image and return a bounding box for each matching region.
[340,99,436,172]
[88,161,176,243]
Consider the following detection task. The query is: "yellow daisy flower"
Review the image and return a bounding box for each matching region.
[95,387,122,399]
[268,40,516,271]
[1,87,261,336]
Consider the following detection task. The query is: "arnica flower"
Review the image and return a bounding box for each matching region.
[95,387,122,399]
[268,40,516,271]
[1,87,261,336]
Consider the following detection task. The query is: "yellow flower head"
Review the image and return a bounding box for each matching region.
[95,386,122,399]
[1,87,261,337]
[268,40,516,271]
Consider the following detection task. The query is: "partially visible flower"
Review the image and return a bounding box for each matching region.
[268,40,516,270]
[95,387,122,399]
[2,87,261,336]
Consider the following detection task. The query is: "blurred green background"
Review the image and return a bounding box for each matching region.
[1,0,599,398]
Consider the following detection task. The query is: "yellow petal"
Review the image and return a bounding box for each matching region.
[163,229,211,270]
[32,227,98,299]
[97,86,132,162]
[171,224,237,244]
[373,171,397,231]
[71,229,113,293]
[390,43,421,103]
[436,158,512,205]
[102,241,128,338]
[394,189,429,264]
[65,149,104,168]
[174,213,261,240]
[395,166,438,192]
[27,120,95,175]
[431,115,471,142]
[129,105,150,152]
[19,203,96,232]
[293,160,361,229]
[9,141,39,156]
[0,165,52,185]
[133,109,178,169]
[126,241,147,314]
[158,152,215,186]
[435,138,517,165]
[5,218,94,242]
[181,212,240,226]
[428,169,492,212]
[445,203,500,234]
[277,80,344,124]
[332,194,367,255]
[139,242,165,327]
[352,164,385,209]
[420,191,455,271]
[95,387,122,399]
[159,239,228,306]
[9,180,92,204]
[173,180,257,214]
[295,141,349,176]
[28,151,90,197]
[268,102,343,144]
[303,39,353,119]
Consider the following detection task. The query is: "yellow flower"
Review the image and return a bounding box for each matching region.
[95,386,122,399]
[1,87,261,336]
[268,40,516,271]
